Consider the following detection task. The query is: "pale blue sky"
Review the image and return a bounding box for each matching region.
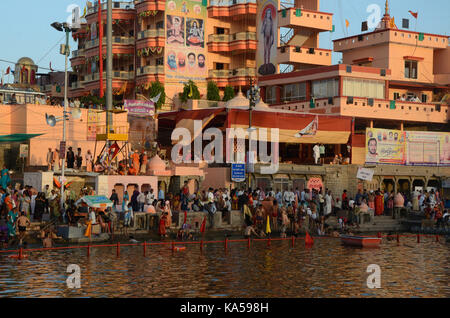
[0,0,448,78]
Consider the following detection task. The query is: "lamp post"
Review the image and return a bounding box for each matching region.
[247,79,260,191]
[51,22,78,219]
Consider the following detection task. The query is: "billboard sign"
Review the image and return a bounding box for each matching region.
[124,100,155,117]
[257,0,278,76]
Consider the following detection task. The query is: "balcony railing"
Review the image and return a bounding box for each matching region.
[137,28,165,40]
[209,68,256,78]
[83,71,135,82]
[72,49,85,58]
[87,1,134,15]
[71,82,85,89]
[208,32,256,43]
[136,65,164,76]
[85,37,135,49]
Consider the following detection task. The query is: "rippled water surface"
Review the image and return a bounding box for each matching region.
[0,236,448,297]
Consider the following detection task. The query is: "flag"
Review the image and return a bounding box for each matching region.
[82,6,87,18]
[305,232,314,246]
[200,216,206,233]
[408,10,418,19]
[345,19,350,28]
[183,211,187,226]
[49,62,54,72]
[266,215,271,234]
[5,66,10,75]
[84,221,92,237]
[295,116,319,137]
[389,17,397,29]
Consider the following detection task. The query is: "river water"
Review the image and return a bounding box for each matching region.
[0,236,448,298]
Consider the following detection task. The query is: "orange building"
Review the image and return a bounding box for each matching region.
[69,0,333,105]
[259,1,450,164]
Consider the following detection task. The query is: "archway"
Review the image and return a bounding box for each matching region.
[187,179,198,194]
[141,184,151,193]
[127,184,138,196]
[412,179,425,192]
[382,179,395,193]
[397,179,410,194]
[427,179,439,191]
[114,183,125,204]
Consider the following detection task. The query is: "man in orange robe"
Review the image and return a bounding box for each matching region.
[130,150,140,176]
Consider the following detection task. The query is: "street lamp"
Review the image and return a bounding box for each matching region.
[50,21,79,219]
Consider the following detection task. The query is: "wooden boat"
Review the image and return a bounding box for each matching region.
[340,235,381,248]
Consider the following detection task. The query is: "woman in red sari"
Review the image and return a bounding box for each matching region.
[375,191,384,216]
[159,212,168,239]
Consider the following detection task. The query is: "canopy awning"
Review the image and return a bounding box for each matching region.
[0,134,43,143]
[78,196,113,208]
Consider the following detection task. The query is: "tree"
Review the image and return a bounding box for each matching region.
[148,81,166,109]
[207,81,220,101]
[223,85,235,102]
[179,80,201,103]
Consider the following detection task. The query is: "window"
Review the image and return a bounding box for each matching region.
[312,79,339,99]
[265,86,277,104]
[342,78,384,99]
[405,60,418,79]
[393,92,400,100]
[421,94,428,103]
[156,21,164,29]
[216,63,224,70]
[216,27,225,35]
[282,83,306,102]
[156,57,164,66]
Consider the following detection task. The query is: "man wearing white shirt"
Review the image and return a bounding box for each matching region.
[137,191,146,212]
[146,189,155,206]
[89,208,97,224]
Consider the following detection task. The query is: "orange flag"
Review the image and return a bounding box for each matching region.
[408,11,418,19]
[305,232,314,245]
[345,19,350,28]
[200,216,206,233]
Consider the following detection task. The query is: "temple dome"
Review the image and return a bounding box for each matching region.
[254,100,270,110]
[16,57,36,66]
[224,90,250,109]
[147,154,166,171]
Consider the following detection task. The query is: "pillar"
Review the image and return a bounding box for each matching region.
[400,122,404,131]
[306,81,311,101]
[260,86,266,103]
[275,86,282,104]
[370,120,373,128]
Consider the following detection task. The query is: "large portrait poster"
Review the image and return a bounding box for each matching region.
[257,0,278,76]
[87,109,100,141]
[365,128,406,165]
[165,0,207,89]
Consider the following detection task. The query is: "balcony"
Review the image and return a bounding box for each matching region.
[278,8,333,31]
[71,82,85,90]
[83,71,135,83]
[70,49,86,67]
[135,0,165,13]
[96,125,129,142]
[85,37,135,50]
[136,65,164,76]
[208,68,256,87]
[277,46,332,67]
[208,32,257,52]
[208,0,257,18]
[86,1,135,24]
[136,28,165,49]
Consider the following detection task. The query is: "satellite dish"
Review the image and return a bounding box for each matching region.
[72,108,82,120]
[45,113,57,127]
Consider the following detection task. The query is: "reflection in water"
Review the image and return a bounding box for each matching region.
[0,238,448,297]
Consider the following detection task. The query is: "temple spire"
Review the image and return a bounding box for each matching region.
[385,0,389,16]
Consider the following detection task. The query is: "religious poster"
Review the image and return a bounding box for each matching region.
[257,0,278,76]
[87,109,100,141]
[365,128,406,165]
[165,0,207,89]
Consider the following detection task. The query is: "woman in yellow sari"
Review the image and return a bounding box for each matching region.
[164,200,172,228]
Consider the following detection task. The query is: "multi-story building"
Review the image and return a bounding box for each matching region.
[69,0,333,105]
[259,1,450,165]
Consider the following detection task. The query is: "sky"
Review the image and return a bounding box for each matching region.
[0,0,449,80]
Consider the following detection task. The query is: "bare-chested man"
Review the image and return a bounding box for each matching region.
[261,8,274,70]
[16,212,30,245]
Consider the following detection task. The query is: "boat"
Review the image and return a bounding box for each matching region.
[340,235,381,248]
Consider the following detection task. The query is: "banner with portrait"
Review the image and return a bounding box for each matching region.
[365,128,406,165]
[165,0,207,88]
[257,0,278,76]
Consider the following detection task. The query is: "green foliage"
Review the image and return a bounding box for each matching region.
[207,81,221,101]
[148,81,166,109]
[80,95,105,107]
[222,85,235,102]
[179,80,201,103]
